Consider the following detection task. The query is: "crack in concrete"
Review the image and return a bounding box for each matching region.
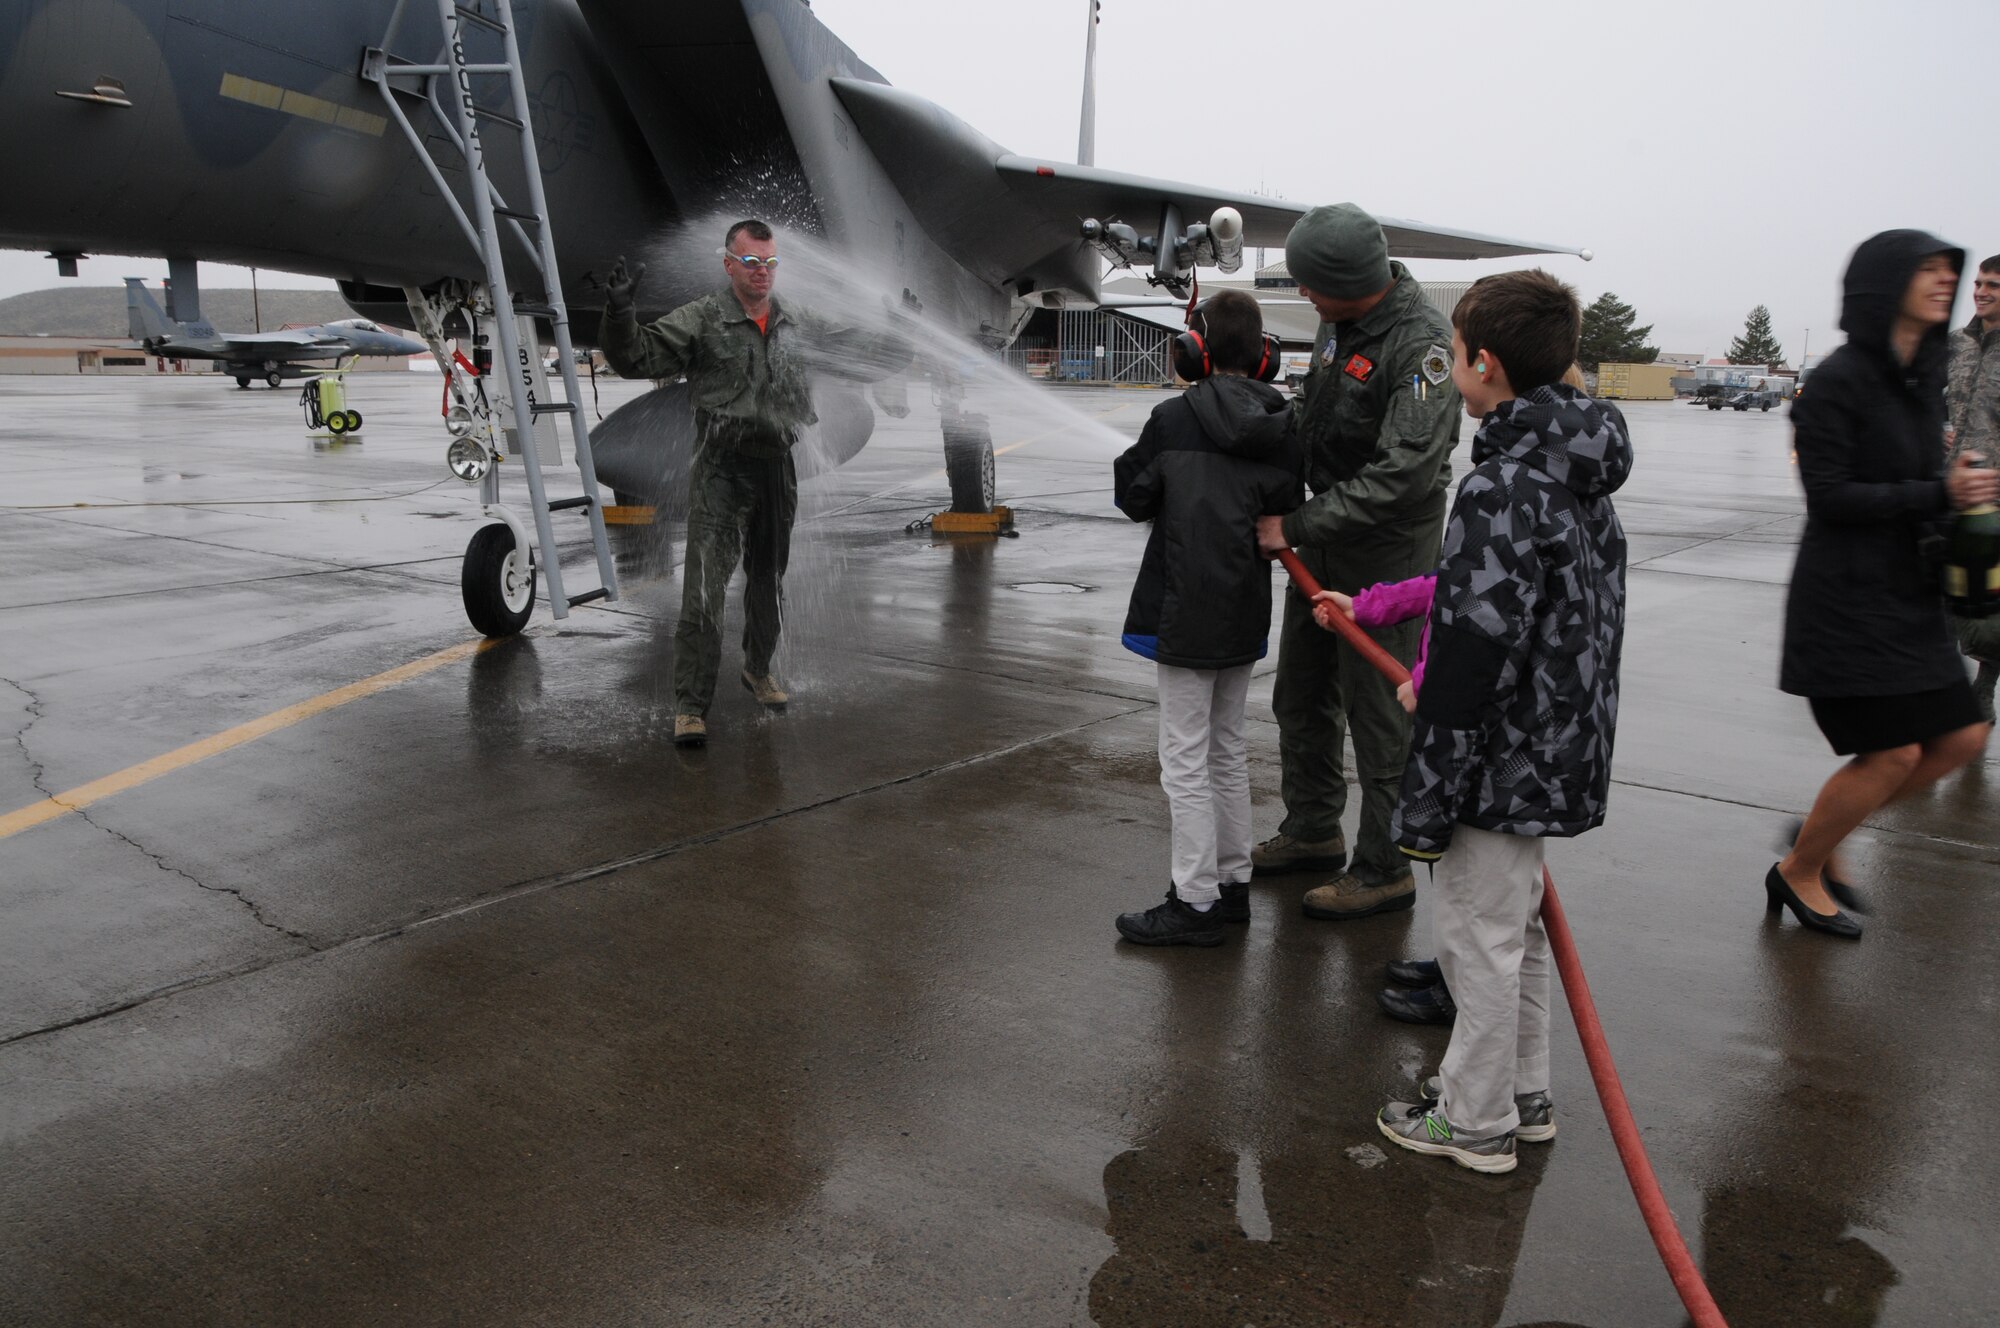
[3,673,314,952]
[71,803,317,949]
[2,674,51,797]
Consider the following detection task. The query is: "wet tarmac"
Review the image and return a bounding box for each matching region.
[1,372,1995,1326]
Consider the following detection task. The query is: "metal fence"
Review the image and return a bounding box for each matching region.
[1051,309,1175,385]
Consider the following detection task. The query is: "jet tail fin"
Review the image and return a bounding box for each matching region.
[124,278,175,342]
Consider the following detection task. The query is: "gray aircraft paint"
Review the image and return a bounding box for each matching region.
[2,0,1580,349]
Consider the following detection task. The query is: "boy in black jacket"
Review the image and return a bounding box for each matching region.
[1111,291,1305,946]
[1368,271,1631,1172]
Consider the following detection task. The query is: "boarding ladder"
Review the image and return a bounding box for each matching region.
[361,0,616,620]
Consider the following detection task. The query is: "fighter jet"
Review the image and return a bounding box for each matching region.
[1,0,1585,634]
[123,278,427,387]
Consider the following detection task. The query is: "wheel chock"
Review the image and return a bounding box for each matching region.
[603,505,656,526]
[928,505,1014,535]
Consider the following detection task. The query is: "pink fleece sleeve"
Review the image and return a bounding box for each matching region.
[1352,576,1435,698]
[1349,575,1435,629]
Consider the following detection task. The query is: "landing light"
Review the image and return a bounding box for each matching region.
[448,437,492,483]
[444,402,476,437]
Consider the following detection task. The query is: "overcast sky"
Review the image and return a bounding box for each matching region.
[6,0,1993,364]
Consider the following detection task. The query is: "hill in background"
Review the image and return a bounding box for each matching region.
[0,287,378,338]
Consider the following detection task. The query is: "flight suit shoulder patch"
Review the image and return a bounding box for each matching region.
[1421,345,1451,387]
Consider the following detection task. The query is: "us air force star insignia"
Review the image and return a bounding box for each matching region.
[1421,346,1451,387]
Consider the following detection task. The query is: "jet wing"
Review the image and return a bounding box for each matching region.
[829,77,1587,304]
[992,157,1589,262]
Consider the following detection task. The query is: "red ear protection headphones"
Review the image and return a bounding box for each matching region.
[1173,304,1282,384]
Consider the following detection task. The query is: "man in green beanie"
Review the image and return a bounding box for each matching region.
[1255,202,1461,923]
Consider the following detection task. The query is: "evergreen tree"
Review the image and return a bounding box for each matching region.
[1727,305,1786,368]
[1576,292,1658,372]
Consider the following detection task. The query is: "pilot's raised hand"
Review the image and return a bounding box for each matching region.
[605,256,646,316]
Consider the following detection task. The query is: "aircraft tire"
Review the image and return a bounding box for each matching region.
[266,370,283,388]
[342,410,363,431]
[943,413,995,514]
[235,376,251,389]
[463,523,535,637]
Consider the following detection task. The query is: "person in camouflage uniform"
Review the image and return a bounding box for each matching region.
[1947,253,2000,721]
[600,220,910,747]
[1252,204,1461,920]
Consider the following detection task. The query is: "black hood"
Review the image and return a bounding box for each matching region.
[1184,375,1291,459]
[1473,384,1632,500]
[1838,229,1964,353]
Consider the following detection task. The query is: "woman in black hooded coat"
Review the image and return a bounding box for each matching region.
[1768,230,1998,937]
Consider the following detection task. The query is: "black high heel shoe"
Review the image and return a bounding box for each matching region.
[1780,817,1870,914]
[1764,864,1862,939]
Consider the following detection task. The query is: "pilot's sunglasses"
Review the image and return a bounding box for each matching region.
[723,252,780,270]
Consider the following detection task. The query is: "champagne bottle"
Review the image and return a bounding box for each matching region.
[1944,494,2000,619]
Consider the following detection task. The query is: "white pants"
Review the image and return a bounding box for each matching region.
[1434,824,1551,1138]
[1156,662,1254,905]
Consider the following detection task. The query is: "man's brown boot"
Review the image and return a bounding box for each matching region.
[1302,870,1415,920]
[1251,830,1347,877]
[673,714,707,747]
[741,670,789,710]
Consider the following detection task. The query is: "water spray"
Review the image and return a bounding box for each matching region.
[1274,546,1729,1328]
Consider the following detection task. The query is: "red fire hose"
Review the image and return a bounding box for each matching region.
[1276,548,1727,1328]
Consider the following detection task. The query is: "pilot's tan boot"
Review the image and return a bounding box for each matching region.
[1251,830,1347,877]
[673,714,707,747]
[741,670,789,710]
[1302,870,1415,921]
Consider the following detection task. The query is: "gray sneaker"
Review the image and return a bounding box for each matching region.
[1377,1100,1517,1173]
[1302,870,1415,920]
[1419,1076,1556,1143]
[1251,830,1347,876]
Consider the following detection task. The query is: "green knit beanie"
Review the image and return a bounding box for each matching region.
[1285,203,1391,299]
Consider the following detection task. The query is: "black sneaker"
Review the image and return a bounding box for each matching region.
[1376,981,1456,1025]
[1386,957,1441,987]
[1217,881,1249,925]
[1116,889,1226,947]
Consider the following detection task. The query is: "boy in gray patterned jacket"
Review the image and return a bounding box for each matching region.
[1368,271,1632,1173]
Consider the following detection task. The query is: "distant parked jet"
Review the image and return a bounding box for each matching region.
[123,278,425,388]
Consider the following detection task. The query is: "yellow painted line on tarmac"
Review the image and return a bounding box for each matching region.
[0,638,495,843]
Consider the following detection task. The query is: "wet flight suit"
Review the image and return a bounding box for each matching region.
[600,292,907,717]
[1275,263,1460,887]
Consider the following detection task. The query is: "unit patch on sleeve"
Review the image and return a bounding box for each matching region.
[1342,354,1374,383]
[1421,345,1451,387]
[1319,334,1340,366]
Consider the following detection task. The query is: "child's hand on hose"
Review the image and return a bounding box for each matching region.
[1396,680,1416,714]
[1310,590,1354,631]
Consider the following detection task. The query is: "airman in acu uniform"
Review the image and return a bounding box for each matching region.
[1254,203,1461,920]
